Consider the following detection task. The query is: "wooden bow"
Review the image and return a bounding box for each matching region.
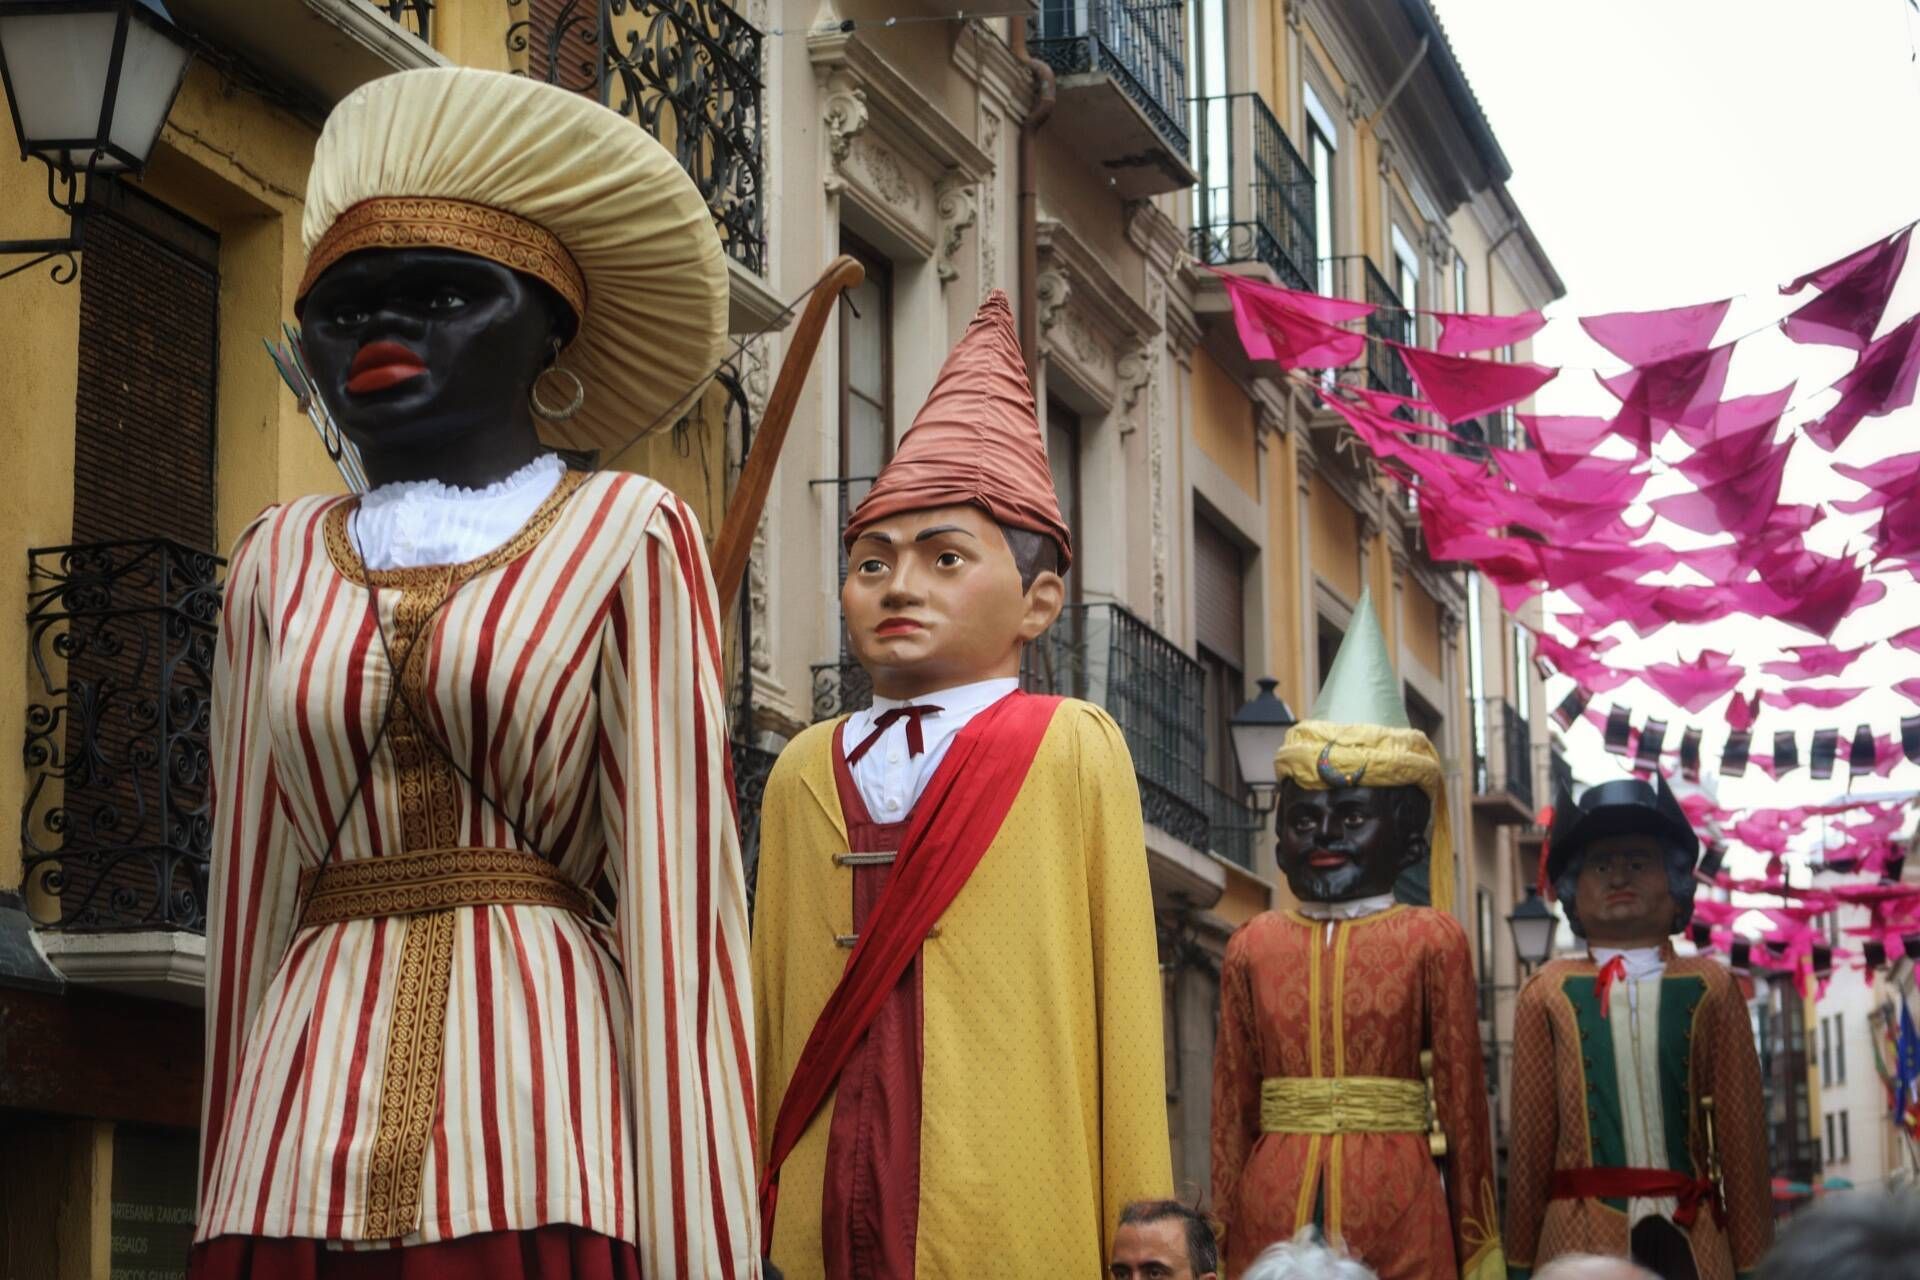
[712,254,866,615]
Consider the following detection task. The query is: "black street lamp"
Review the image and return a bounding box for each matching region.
[0,0,193,281]
[1229,676,1296,815]
[1506,884,1558,972]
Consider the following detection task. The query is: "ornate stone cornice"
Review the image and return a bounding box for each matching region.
[934,174,978,285]
[1124,199,1187,274]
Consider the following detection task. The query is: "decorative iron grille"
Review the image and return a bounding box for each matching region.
[21,541,224,932]
[376,0,434,39]
[731,737,777,916]
[1322,255,1412,401]
[506,0,766,274]
[1548,746,1574,809]
[1029,0,1190,158]
[1189,92,1315,293]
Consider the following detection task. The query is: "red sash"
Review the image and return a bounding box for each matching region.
[757,691,1064,1243]
[1549,1167,1724,1228]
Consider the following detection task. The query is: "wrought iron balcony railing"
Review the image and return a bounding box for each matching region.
[1549,746,1574,810]
[1029,0,1190,158]
[1189,92,1315,293]
[1496,697,1534,810]
[1322,255,1412,401]
[22,540,225,933]
[1023,603,1210,851]
[375,0,433,39]
[1202,779,1262,870]
[507,0,766,274]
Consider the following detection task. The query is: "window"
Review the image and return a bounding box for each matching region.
[1454,253,1469,312]
[1820,1017,1832,1088]
[838,232,893,507]
[1046,398,1082,601]
[1834,1012,1846,1083]
[1391,224,1420,345]
[1825,1112,1837,1165]
[1407,685,1444,747]
[1499,342,1520,449]
[1316,613,1345,694]
[1304,83,1337,292]
[1187,0,1229,235]
[1195,513,1247,794]
[1512,622,1532,721]
[1476,888,1496,1021]
[1466,573,1488,791]
[1840,1110,1851,1163]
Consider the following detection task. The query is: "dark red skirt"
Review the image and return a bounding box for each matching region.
[189,1226,642,1280]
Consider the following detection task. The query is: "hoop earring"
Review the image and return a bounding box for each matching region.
[530,340,585,422]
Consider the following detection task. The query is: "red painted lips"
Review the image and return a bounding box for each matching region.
[346,340,427,394]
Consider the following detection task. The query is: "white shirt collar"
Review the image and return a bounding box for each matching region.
[1296,893,1397,921]
[1591,945,1666,981]
[868,676,1019,717]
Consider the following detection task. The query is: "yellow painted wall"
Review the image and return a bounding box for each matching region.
[1190,349,1257,498]
[1214,866,1273,928]
[1308,475,1360,603]
[1268,435,1303,710]
[1404,576,1441,677]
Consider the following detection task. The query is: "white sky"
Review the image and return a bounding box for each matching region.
[1430,0,1920,860]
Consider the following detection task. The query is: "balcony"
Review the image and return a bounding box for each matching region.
[1321,255,1412,401]
[812,603,1267,868]
[21,541,224,945]
[1189,93,1316,293]
[373,0,432,39]
[1028,1,1196,198]
[1473,697,1535,825]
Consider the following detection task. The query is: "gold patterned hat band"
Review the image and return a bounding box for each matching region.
[295,195,589,324]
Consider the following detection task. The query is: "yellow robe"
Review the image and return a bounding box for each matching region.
[753,698,1173,1277]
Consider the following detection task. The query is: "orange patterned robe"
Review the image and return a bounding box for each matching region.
[1503,951,1772,1279]
[1211,906,1504,1280]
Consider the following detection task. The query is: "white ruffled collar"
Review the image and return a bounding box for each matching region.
[359,451,565,509]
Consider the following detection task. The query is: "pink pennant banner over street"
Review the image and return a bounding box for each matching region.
[1390,343,1558,424]
[1580,298,1730,364]
[1779,224,1914,352]
[1432,309,1548,356]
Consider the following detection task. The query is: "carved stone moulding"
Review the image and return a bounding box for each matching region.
[1034,217,1160,406]
[810,29,992,266]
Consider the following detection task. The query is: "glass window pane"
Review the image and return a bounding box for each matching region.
[846,275,884,401]
[847,396,887,499]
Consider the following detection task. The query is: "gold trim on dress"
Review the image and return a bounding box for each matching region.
[298,196,588,322]
[322,467,587,589]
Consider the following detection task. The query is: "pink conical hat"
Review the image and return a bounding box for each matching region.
[843,290,1072,570]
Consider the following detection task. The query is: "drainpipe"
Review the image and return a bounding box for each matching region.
[1013,21,1057,385]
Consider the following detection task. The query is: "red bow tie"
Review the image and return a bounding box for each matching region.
[847,704,945,766]
[1596,955,1628,1017]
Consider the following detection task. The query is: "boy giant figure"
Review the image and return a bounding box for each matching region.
[1211,592,1503,1280]
[752,293,1172,1278]
[1504,776,1771,1280]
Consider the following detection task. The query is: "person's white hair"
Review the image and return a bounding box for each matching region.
[1239,1228,1376,1280]
[1533,1255,1659,1280]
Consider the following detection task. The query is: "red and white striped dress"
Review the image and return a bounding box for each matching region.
[195,469,760,1276]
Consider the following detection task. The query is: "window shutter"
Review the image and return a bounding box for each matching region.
[1192,515,1244,666]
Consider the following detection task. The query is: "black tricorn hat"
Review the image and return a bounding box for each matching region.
[1546,773,1700,885]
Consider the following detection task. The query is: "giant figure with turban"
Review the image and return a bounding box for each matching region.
[1210,591,1504,1280]
[191,69,760,1277]
[751,292,1173,1277]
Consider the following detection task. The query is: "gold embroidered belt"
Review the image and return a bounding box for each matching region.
[298,846,594,929]
[1259,1076,1428,1134]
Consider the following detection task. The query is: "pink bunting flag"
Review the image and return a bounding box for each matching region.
[1220,273,1369,370]
[1519,412,1647,455]
[1649,439,1794,536]
[1803,312,1920,450]
[1874,483,1920,561]
[1580,298,1731,365]
[1759,687,1869,711]
[1833,450,1920,494]
[1390,343,1558,424]
[1673,414,1789,487]
[1896,678,1920,705]
[1761,644,1869,681]
[1726,689,1758,732]
[1600,343,1736,434]
[1890,623,1920,654]
[1432,309,1548,356]
[1664,384,1797,449]
[1638,651,1746,713]
[1779,224,1914,352]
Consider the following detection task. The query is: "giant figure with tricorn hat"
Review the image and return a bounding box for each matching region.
[750,291,1173,1277]
[1209,590,1504,1280]
[191,67,772,1276]
[1503,773,1771,1280]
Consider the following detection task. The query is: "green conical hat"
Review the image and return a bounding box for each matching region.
[1310,588,1409,728]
